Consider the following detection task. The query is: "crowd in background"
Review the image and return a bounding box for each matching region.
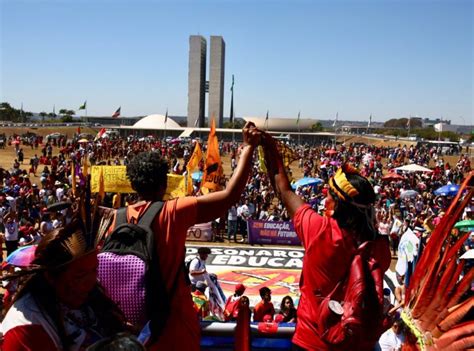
[0,132,473,349]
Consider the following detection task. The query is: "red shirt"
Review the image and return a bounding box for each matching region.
[292,204,390,351]
[253,300,275,322]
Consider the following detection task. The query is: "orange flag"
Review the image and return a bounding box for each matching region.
[201,118,225,193]
[187,142,203,174]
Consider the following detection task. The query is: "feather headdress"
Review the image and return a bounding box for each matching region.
[402,171,474,350]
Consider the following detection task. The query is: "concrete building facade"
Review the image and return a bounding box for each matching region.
[208,36,226,127]
[187,35,207,127]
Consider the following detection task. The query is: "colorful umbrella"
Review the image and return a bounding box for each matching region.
[394,164,432,173]
[382,172,405,181]
[399,190,419,199]
[6,245,37,267]
[291,177,323,190]
[325,149,338,155]
[192,171,203,182]
[454,219,474,230]
[433,184,460,197]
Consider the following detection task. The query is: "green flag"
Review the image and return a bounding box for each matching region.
[79,101,87,110]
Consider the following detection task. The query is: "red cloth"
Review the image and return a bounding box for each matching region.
[291,204,390,351]
[224,296,241,321]
[3,325,57,351]
[253,300,275,322]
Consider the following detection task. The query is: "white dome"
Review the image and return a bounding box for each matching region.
[132,114,181,129]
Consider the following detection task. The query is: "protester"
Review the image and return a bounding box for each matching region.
[377,319,405,351]
[104,121,261,351]
[262,133,391,350]
[224,283,246,321]
[253,287,275,322]
[277,295,297,323]
[188,247,211,290]
[0,219,127,350]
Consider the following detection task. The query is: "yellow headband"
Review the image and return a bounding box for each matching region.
[328,164,360,202]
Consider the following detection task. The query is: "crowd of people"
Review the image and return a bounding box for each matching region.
[0,125,472,350]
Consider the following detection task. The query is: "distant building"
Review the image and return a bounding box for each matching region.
[188,35,207,128]
[208,36,226,127]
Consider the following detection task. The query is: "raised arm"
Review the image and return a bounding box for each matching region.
[196,122,260,223]
[262,135,304,219]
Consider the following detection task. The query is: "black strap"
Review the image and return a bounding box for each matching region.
[115,207,128,226]
[138,202,164,228]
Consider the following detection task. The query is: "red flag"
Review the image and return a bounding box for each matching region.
[112,107,121,118]
[97,128,106,139]
[77,126,81,134]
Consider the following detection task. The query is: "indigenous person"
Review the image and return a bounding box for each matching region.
[277,295,297,323]
[109,122,261,351]
[1,219,126,350]
[262,135,391,351]
[253,287,275,322]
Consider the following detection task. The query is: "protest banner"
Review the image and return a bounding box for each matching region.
[247,219,301,246]
[163,173,187,200]
[91,166,187,199]
[91,166,134,193]
[186,222,213,242]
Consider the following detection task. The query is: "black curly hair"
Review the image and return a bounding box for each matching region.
[329,172,378,242]
[126,151,169,198]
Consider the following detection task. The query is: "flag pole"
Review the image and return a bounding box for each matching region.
[230,74,235,142]
[297,111,301,145]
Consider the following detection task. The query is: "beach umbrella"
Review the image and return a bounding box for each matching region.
[433,184,460,197]
[394,164,432,173]
[291,177,323,190]
[191,171,203,182]
[382,172,405,181]
[454,219,474,230]
[6,245,37,267]
[399,190,419,199]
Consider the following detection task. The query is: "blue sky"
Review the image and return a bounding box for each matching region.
[1,0,472,124]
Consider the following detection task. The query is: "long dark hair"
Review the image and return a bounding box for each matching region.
[8,220,126,350]
[329,172,378,243]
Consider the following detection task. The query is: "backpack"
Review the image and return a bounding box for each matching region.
[314,241,386,350]
[97,202,176,339]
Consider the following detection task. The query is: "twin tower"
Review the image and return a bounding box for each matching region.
[187,35,225,128]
